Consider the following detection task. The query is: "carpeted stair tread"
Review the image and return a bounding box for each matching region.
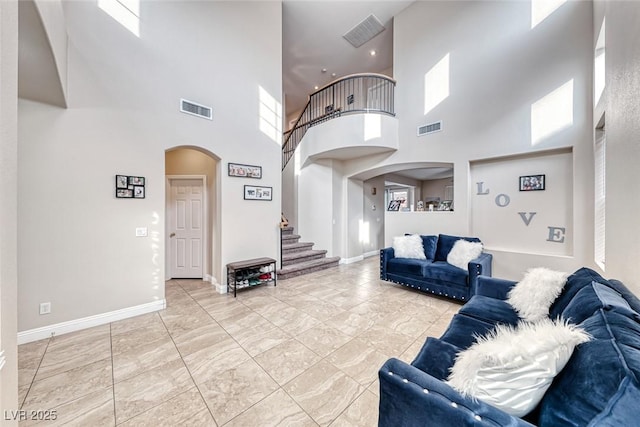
[282,233,301,242]
[282,249,327,266]
[280,226,294,235]
[281,242,314,253]
[277,257,340,279]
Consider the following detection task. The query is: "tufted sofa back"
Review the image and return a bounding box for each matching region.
[537,268,640,426]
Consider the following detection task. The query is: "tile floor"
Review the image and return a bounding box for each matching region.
[17,257,461,426]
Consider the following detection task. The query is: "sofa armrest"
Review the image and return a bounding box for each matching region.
[380,247,395,280]
[468,252,492,296]
[476,276,517,300]
[379,358,534,427]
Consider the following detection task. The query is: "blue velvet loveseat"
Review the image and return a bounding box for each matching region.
[378,267,640,426]
[380,234,492,301]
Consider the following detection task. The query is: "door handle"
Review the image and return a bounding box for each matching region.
[170,232,176,238]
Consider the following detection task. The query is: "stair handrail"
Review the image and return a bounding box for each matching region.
[282,73,396,170]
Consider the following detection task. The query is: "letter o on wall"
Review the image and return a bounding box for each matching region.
[495,194,510,207]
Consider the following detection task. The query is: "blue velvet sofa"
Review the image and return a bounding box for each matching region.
[378,267,640,426]
[379,234,493,301]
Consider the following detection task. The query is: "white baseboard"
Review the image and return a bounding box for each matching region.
[363,250,379,258]
[17,299,166,345]
[204,274,218,285]
[340,255,364,265]
[215,282,228,294]
[340,251,378,264]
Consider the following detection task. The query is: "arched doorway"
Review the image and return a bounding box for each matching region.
[165,146,221,284]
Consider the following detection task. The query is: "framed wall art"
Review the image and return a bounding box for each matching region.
[519,174,545,191]
[438,200,453,211]
[134,186,145,198]
[387,199,403,211]
[244,185,272,201]
[116,175,146,198]
[229,163,262,179]
[116,188,134,198]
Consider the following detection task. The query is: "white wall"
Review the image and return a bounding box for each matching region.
[422,177,453,204]
[382,0,594,279]
[0,0,19,420]
[346,178,364,260]
[600,1,640,293]
[298,113,398,167]
[470,149,573,256]
[363,176,385,255]
[293,113,399,260]
[385,211,468,242]
[282,156,297,230]
[18,0,282,334]
[298,159,335,255]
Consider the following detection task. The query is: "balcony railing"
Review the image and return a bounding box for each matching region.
[282,73,396,169]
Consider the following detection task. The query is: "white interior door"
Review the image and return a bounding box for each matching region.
[169,178,204,278]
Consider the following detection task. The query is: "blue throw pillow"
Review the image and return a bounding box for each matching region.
[420,235,438,260]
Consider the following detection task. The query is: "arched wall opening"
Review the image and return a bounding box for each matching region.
[165,146,221,284]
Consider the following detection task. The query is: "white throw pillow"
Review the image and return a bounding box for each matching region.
[392,234,426,260]
[447,318,591,417]
[508,267,569,322]
[447,239,483,270]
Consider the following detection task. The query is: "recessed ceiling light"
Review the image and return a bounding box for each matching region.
[370,50,377,56]
[321,68,327,73]
[314,85,319,90]
[331,73,336,77]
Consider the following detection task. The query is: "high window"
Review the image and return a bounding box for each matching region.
[99,0,140,37]
[594,127,606,269]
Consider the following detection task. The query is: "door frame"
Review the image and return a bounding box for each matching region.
[165,175,208,280]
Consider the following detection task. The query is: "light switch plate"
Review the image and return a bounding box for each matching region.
[135,227,148,237]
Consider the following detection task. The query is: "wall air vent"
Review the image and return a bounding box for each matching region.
[343,14,385,48]
[180,99,212,120]
[417,121,442,136]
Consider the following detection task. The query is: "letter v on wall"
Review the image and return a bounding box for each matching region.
[518,212,537,226]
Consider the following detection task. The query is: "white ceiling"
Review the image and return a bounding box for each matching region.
[282,0,414,120]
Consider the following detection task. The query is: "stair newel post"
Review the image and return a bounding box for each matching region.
[280,225,283,269]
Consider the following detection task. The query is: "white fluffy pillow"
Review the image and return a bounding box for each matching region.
[392,234,426,260]
[508,267,569,322]
[447,318,591,417]
[447,239,483,270]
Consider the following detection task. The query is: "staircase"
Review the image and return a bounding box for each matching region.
[277,226,340,279]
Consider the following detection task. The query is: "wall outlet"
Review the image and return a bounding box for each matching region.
[39,302,51,315]
[135,227,148,237]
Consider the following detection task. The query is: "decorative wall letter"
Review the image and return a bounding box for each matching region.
[475,179,566,245]
[495,194,511,207]
[476,182,490,195]
[547,227,566,243]
[518,212,537,226]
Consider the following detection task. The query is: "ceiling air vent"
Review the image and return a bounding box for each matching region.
[417,121,442,136]
[343,14,385,48]
[180,99,212,120]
